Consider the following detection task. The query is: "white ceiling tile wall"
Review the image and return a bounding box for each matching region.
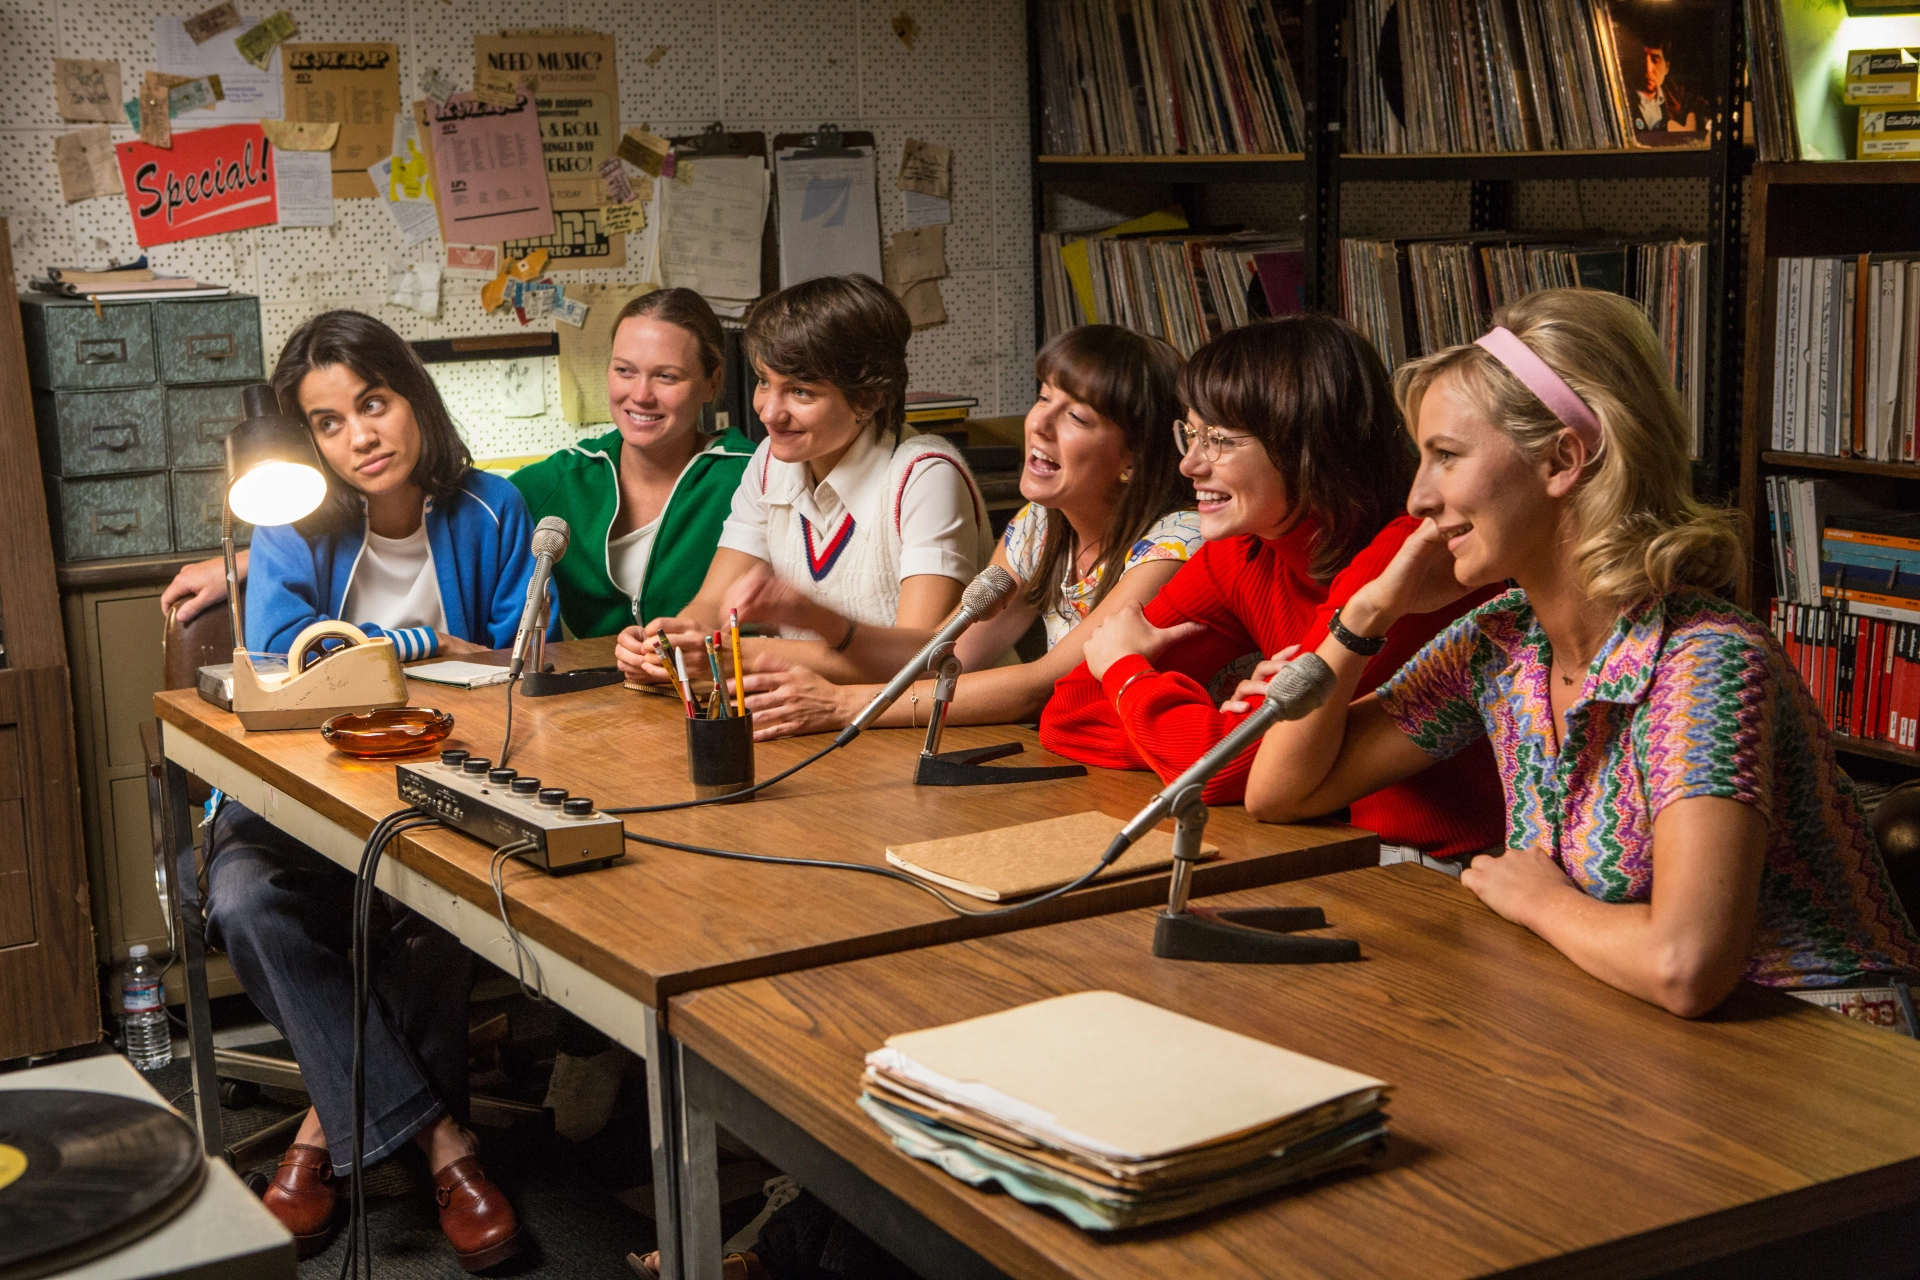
[10,0,1032,460]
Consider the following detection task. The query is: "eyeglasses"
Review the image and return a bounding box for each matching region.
[1172,420,1258,462]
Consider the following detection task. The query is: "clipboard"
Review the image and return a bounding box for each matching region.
[668,125,777,298]
[771,125,881,290]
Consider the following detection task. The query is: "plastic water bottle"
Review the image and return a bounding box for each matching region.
[120,945,172,1071]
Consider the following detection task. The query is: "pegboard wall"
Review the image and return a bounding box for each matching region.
[2,0,1033,460]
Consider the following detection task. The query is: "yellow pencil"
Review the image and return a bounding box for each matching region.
[729,608,746,717]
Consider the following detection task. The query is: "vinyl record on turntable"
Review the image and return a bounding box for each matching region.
[0,1089,205,1280]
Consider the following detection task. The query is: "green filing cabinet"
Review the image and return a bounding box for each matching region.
[171,468,252,552]
[44,472,174,561]
[165,382,251,468]
[18,296,156,389]
[33,385,169,476]
[152,297,264,384]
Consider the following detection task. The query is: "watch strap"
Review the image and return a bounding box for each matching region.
[1328,607,1388,656]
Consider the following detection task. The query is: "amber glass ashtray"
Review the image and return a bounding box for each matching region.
[321,707,455,758]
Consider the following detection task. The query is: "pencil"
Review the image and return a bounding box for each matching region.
[703,636,728,716]
[656,635,692,715]
[674,648,694,716]
[729,608,745,717]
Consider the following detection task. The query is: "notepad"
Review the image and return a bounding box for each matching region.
[402,660,512,689]
[883,810,1215,902]
[860,991,1391,1229]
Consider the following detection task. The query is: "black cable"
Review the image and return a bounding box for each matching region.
[620,828,1127,920]
[343,809,438,1280]
[499,676,516,770]
[602,738,842,815]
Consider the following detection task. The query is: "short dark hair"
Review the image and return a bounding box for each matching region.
[741,275,910,433]
[1024,325,1189,615]
[271,310,473,532]
[1179,316,1412,580]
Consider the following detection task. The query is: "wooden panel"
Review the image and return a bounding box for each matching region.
[155,637,1378,1008]
[0,667,100,1059]
[109,772,168,952]
[670,866,1920,1280]
[0,220,68,670]
[96,595,165,768]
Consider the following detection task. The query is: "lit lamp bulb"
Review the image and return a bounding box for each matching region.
[224,384,327,655]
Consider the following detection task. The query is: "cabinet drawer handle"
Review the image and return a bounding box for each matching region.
[76,338,127,365]
[88,424,139,452]
[92,509,141,534]
[185,333,236,360]
[199,500,224,525]
[196,416,241,442]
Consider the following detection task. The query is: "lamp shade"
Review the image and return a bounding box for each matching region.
[225,384,326,527]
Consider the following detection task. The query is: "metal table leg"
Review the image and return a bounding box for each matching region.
[160,752,223,1160]
[675,1035,723,1280]
[645,1009,696,1279]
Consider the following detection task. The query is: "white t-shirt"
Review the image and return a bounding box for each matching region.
[717,426,978,584]
[607,514,663,599]
[342,524,448,634]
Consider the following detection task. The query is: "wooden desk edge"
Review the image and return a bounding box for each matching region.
[154,690,1380,1011]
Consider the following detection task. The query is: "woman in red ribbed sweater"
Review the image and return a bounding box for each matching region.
[1038,315,1506,862]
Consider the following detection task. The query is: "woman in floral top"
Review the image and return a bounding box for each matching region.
[736,325,1200,738]
[1228,288,1920,1021]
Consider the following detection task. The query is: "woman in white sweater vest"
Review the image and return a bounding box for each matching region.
[615,275,994,686]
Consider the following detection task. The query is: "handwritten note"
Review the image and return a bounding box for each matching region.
[56,126,122,202]
[617,127,670,176]
[501,359,545,416]
[898,279,945,329]
[602,201,643,234]
[55,59,122,123]
[272,146,333,225]
[883,224,947,290]
[897,137,951,199]
[661,155,768,316]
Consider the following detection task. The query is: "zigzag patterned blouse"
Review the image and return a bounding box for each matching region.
[1377,589,1920,988]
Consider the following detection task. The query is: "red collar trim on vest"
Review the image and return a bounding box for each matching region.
[893,452,983,536]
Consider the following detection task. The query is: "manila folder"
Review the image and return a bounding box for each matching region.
[884,810,1216,902]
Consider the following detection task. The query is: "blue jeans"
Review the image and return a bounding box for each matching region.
[206,802,471,1176]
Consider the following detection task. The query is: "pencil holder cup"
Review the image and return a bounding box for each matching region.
[686,712,754,801]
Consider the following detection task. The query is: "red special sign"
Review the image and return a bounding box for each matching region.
[115,124,278,247]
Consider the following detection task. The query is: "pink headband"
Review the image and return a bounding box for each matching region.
[1474,326,1602,453]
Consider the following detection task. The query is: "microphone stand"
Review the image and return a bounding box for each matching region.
[518,580,624,698]
[912,642,1087,787]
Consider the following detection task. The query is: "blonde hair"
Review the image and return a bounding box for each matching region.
[1394,289,1742,609]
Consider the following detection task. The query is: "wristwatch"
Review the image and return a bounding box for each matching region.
[1328,607,1387,656]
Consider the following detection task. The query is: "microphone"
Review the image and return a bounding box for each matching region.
[509,516,570,679]
[835,566,1019,745]
[1112,653,1339,853]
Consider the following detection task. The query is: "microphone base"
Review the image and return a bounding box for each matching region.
[519,667,626,698]
[1152,906,1362,965]
[912,742,1088,787]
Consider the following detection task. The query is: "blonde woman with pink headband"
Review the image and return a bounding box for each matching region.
[1224,288,1920,1027]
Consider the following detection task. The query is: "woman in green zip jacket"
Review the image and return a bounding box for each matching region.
[159,288,752,638]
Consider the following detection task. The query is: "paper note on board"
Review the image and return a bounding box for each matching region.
[555,281,655,423]
[184,2,241,43]
[234,10,298,71]
[898,279,945,329]
[774,147,882,288]
[55,59,122,123]
[368,155,437,246]
[902,189,950,228]
[388,262,442,315]
[156,14,282,120]
[883,225,947,291]
[56,127,123,202]
[444,243,498,278]
[115,123,277,246]
[500,359,546,417]
[281,43,399,198]
[897,137,951,198]
[259,119,337,150]
[273,147,333,225]
[473,31,619,212]
[660,155,768,316]
[422,92,554,244]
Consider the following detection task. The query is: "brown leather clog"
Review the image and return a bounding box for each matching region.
[432,1155,525,1273]
[259,1143,339,1258]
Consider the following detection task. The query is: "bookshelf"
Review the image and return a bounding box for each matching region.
[1026,0,1750,495]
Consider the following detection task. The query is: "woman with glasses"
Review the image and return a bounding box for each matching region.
[721,324,1202,740]
[1040,315,1507,868]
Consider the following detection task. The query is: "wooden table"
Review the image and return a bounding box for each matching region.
[154,637,1377,1277]
[669,865,1920,1280]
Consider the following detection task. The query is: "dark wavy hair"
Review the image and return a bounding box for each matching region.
[742,275,911,434]
[271,310,473,532]
[1023,325,1189,616]
[1179,316,1413,581]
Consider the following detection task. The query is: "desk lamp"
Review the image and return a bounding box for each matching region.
[221,384,409,730]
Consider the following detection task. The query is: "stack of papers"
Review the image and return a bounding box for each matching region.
[402,660,512,689]
[859,991,1390,1230]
